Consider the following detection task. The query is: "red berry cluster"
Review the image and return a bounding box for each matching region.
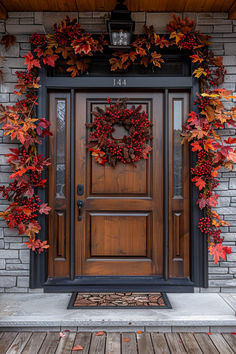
[209,229,223,243]
[16,71,35,85]
[191,159,212,177]
[30,171,42,185]
[30,33,47,48]
[198,217,211,234]
[53,18,82,47]
[178,34,198,50]
[8,195,41,226]
[194,96,210,109]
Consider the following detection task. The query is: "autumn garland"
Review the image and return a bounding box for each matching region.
[0,14,235,262]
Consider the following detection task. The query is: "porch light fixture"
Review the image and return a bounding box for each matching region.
[107,0,135,47]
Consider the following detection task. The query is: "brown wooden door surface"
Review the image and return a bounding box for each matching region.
[48,90,190,280]
[74,92,164,276]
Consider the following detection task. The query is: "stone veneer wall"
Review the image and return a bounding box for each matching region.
[0,11,235,293]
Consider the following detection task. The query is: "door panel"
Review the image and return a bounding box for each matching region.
[48,92,71,277]
[168,92,190,278]
[75,92,163,276]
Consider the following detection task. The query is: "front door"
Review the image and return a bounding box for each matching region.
[75,92,163,276]
[48,90,190,281]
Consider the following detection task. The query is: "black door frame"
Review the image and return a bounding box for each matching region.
[30,68,208,292]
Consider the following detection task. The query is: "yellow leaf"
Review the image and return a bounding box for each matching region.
[193,68,207,78]
[169,31,184,44]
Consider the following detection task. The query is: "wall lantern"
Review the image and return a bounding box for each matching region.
[107,0,135,47]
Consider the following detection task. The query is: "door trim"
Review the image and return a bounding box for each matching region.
[30,71,208,291]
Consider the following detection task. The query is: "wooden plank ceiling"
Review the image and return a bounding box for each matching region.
[0,0,236,18]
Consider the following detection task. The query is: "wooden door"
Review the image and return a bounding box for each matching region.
[47,90,191,280]
[75,92,164,276]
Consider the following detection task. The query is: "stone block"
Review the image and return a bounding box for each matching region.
[223,56,236,66]
[15,35,30,43]
[146,13,182,33]
[0,93,9,103]
[20,43,31,50]
[214,25,233,33]
[229,268,236,274]
[0,239,4,249]
[0,270,29,275]
[209,279,236,287]
[6,18,19,25]
[0,276,16,287]
[6,287,28,293]
[215,182,229,190]
[213,13,229,19]
[9,12,34,18]
[225,43,236,55]
[19,249,29,263]
[227,253,236,261]
[0,43,19,57]
[214,207,236,214]
[17,276,29,287]
[224,75,236,83]
[0,250,18,258]
[20,18,34,25]
[210,326,236,333]
[6,263,29,270]
[0,173,12,183]
[79,12,92,18]
[0,83,17,93]
[5,259,20,263]
[209,274,233,280]
[4,228,19,236]
[220,287,236,292]
[131,12,145,22]
[10,243,26,250]
[199,287,221,293]
[4,58,25,69]
[195,25,213,33]
[0,259,5,269]
[93,12,110,19]
[217,197,230,207]
[6,25,45,35]
[229,178,236,189]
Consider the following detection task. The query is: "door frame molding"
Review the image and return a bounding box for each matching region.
[30,68,208,292]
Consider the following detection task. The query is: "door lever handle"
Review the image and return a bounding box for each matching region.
[77,200,84,221]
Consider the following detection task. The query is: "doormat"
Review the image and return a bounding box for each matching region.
[68,292,171,309]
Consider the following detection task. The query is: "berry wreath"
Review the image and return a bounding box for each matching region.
[87,98,153,167]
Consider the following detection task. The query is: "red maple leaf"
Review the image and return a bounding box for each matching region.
[207,194,219,207]
[191,141,202,152]
[72,344,83,351]
[209,243,231,264]
[23,52,41,71]
[42,54,59,67]
[39,203,51,215]
[192,177,205,190]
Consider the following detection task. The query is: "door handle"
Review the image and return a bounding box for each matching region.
[77,200,84,221]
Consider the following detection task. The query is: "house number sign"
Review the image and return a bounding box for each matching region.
[113,78,127,87]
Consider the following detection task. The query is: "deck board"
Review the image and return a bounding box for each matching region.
[121,333,137,354]
[22,333,46,354]
[89,332,106,354]
[209,334,235,354]
[194,333,219,354]
[137,333,154,354]
[38,332,60,354]
[179,333,202,354]
[55,332,76,354]
[5,332,31,354]
[0,331,235,353]
[165,333,187,353]
[105,333,121,354]
[0,332,18,353]
[151,333,170,353]
[223,334,236,354]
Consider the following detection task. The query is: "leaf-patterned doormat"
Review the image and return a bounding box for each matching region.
[68,292,171,309]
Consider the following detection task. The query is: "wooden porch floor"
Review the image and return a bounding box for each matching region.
[0,331,236,353]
